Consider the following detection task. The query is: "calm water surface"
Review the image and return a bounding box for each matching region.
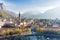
[12,36,60,40]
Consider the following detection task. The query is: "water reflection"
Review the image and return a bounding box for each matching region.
[2,35,60,40]
[11,36,60,40]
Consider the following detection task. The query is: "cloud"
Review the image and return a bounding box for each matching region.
[0,0,60,14]
[21,6,57,14]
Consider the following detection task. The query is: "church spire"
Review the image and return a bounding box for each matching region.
[19,12,20,20]
[17,12,21,26]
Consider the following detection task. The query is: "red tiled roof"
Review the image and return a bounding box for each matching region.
[0,28,9,30]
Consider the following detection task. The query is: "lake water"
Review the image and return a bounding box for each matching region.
[0,31,60,40]
[0,35,60,40]
[12,36,60,40]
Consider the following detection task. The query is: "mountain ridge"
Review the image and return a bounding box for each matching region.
[21,7,60,19]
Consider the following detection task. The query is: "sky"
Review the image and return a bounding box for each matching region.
[0,0,60,14]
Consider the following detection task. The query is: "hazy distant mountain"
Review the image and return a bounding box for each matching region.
[43,7,60,19]
[21,12,42,18]
[21,7,60,19]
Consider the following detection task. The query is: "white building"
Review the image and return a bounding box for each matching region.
[0,19,5,28]
[52,24,59,27]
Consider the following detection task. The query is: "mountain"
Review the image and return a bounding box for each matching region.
[21,7,60,19]
[5,10,17,17]
[43,7,60,19]
[0,9,17,18]
[21,11,42,18]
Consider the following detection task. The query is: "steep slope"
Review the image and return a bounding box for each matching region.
[5,10,17,17]
[0,9,16,18]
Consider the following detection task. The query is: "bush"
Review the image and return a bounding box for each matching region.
[28,28,31,34]
[14,28,22,34]
[1,30,8,36]
[8,29,14,35]
[0,28,23,36]
[36,28,44,32]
